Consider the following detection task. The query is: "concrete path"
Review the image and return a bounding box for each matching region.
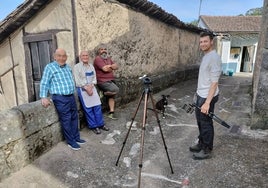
[0,73,268,188]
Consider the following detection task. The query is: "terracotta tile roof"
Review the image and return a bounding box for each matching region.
[200,15,261,33]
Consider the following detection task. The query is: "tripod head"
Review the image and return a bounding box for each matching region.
[139,75,152,91]
[139,74,152,84]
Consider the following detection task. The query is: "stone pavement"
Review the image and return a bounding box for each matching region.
[0,73,268,188]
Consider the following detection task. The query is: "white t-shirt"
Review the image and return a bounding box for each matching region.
[197,50,222,98]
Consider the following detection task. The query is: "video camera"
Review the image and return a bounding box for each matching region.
[139,75,152,85]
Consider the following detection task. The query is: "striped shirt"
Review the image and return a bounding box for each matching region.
[40,61,75,98]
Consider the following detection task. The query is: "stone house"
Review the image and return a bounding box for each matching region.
[198,15,261,75]
[0,0,204,111]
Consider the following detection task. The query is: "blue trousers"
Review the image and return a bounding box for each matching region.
[77,89,104,129]
[195,94,219,150]
[52,94,80,145]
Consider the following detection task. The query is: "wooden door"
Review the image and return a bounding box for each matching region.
[24,33,56,101]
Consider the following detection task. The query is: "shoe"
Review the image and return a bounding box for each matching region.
[107,113,118,120]
[193,149,211,160]
[100,126,109,131]
[68,142,81,151]
[76,138,86,145]
[189,144,202,153]
[92,128,101,134]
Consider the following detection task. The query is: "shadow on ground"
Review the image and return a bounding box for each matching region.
[0,73,268,188]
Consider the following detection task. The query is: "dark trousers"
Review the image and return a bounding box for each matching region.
[77,88,104,129]
[52,94,80,145]
[195,94,219,151]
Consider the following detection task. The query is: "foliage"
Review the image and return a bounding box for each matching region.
[187,7,263,24]
[189,20,198,26]
[245,7,262,16]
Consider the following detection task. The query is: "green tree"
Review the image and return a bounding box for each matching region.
[189,20,198,26]
[245,7,262,16]
[187,7,262,24]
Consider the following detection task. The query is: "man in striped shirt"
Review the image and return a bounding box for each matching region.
[40,48,85,151]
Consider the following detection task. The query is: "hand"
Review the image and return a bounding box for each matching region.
[110,64,117,70]
[84,85,93,96]
[102,65,113,72]
[201,102,210,115]
[41,98,51,108]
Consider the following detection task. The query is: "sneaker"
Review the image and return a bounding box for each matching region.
[189,144,202,153]
[68,142,81,151]
[193,149,211,160]
[107,113,118,120]
[92,128,101,134]
[76,138,86,145]
[100,126,109,131]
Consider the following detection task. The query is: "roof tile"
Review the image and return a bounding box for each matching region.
[200,15,261,32]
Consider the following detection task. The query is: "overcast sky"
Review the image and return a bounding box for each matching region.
[0,0,264,23]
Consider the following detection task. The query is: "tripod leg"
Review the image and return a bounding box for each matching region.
[138,92,149,188]
[149,93,174,174]
[115,91,145,166]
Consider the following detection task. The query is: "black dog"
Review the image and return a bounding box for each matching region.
[155,95,170,118]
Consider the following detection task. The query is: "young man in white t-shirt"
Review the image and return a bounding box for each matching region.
[190,32,222,160]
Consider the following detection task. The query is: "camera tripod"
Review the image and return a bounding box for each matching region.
[115,77,174,188]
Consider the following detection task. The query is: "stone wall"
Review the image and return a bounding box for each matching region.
[115,66,199,105]
[251,0,268,129]
[75,0,201,105]
[0,101,62,180]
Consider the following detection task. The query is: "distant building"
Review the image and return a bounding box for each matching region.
[198,15,261,75]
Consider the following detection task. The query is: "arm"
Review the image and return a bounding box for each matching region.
[74,63,94,95]
[110,61,118,70]
[102,65,113,72]
[95,57,118,72]
[200,82,218,114]
[109,58,118,70]
[73,63,88,87]
[91,64,97,85]
[40,66,52,108]
[81,64,96,96]
[200,53,222,114]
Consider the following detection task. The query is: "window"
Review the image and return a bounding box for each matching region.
[230,47,241,60]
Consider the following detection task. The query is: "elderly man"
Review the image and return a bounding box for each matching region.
[40,48,85,151]
[74,50,109,134]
